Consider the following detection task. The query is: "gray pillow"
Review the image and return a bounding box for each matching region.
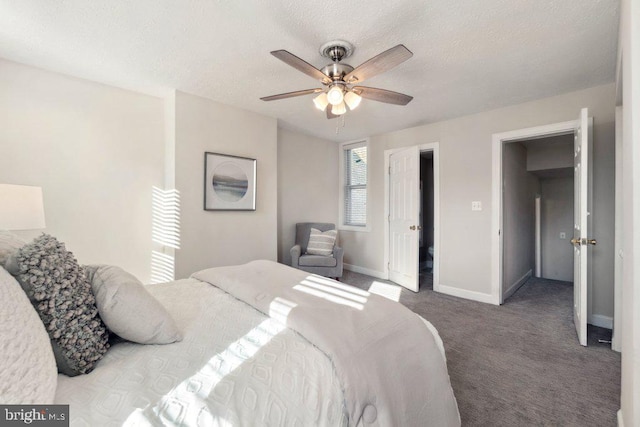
[84,265,182,345]
[5,234,109,376]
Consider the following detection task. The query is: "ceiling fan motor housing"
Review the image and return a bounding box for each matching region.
[321,63,354,82]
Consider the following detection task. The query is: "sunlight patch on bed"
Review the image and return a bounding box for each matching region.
[368,281,402,302]
[293,276,367,310]
[306,275,370,297]
[269,297,298,324]
[124,298,292,426]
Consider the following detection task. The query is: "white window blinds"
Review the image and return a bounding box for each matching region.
[344,143,367,226]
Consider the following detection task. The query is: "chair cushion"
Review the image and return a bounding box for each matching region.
[299,254,338,268]
[306,228,337,256]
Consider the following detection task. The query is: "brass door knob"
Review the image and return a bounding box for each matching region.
[587,239,597,245]
[409,225,416,230]
[570,238,582,246]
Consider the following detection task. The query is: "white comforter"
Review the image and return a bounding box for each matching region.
[56,279,347,426]
[55,261,459,426]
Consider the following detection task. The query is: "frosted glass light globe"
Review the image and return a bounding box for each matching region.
[331,101,347,115]
[327,85,344,106]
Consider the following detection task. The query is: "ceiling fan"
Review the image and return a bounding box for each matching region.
[260,40,414,119]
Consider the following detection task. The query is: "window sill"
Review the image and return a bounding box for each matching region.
[338,225,371,233]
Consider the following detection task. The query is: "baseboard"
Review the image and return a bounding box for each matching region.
[435,284,497,305]
[588,314,613,330]
[503,269,532,301]
[617,409,623,427]
[343,263,388,280]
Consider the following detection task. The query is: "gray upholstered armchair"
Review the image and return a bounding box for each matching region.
[290,222,344,279]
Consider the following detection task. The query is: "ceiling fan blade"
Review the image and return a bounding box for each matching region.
[344,45,413,84]
[352,86,413,105]
[260,88,322,101]
[271,50,331,84]
[326,108,339,120]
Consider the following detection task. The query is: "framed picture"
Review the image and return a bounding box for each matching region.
[204,152,256,211]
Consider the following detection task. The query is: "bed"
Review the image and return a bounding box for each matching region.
[4,257,460,426]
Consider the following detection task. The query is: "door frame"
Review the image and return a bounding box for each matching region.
[491,119,587,305]
[384,142,440,292]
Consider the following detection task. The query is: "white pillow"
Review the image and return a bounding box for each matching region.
[306,228,337,256]
[0,267,57,403]
[84,265,183,345]
[0,230,27,266]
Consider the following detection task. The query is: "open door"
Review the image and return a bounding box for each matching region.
[572,107,593,346]
[389,146,420,291]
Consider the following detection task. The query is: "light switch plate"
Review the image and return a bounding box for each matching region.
[471,201,482,211]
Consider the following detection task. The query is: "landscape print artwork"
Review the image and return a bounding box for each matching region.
[204,152,256,211]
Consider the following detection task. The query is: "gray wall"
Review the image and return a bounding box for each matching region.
[502,143,539,297]
[338,83,616,318]
[0,59,165,283]
[540,177,574,281]
[277,128,338,265]
[174,91,278,278]
[526,134,574,171]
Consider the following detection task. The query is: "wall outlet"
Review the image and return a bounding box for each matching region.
[471,201,482,211]
[559,232,566,239]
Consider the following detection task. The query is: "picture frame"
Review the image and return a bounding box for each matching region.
[204,152,257,211]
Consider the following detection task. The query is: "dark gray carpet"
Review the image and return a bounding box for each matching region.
[341,270,620,426]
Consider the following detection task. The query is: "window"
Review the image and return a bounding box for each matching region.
[341,141,368,228]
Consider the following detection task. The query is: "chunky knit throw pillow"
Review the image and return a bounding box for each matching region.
[5,234,109,376]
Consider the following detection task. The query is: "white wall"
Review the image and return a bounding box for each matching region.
[0,59,164,283]
[174,91,278,279]
[619,0,640,424]
[502,142,539,297]
[339,83,616,319]
[277,128,338,266]
[540,177,574,282]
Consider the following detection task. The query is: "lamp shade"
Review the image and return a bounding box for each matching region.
[0,184,46,230]
[313,92,329,111]
[331,101,347,115]
[344,91,362,110]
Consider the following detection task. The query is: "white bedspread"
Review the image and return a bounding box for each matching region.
[55,261,459,426]
[55,279,348,426]
[193,261,460,427]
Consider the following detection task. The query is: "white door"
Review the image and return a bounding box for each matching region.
[572,107,592,346]
[389,146,420,291]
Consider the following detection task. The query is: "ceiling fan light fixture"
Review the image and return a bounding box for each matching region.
[313,92,329,111]
[331,101,347,115]
[344,91,362,110]
[327,85,344,106]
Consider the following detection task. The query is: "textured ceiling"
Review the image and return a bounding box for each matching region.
[0,0,619,142]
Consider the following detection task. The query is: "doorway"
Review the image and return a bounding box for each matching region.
[501,134,575,301]
[419,152,435,289]
[384,143,440,293]
[491,109,593,346]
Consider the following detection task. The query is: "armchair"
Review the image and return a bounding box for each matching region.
[290,222,343,279]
